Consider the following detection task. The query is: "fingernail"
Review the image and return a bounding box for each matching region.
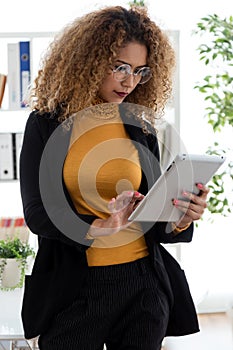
[173,199,179,206]
[183,191,188,196]
[197,183,203,189]
[134,191,140,197]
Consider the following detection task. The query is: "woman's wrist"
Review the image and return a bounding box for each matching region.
[172,222,191,233]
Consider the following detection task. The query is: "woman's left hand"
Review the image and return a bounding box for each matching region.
[173,183,210,229]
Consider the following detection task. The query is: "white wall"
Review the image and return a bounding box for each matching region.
[0,0,232,312]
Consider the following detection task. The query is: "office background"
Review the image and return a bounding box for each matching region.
[0,0,232,313]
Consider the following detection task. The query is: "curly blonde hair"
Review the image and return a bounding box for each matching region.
[31,6,176,124]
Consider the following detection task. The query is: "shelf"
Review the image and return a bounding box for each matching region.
[0,32,57,217]
[0,32,56,39]
[0,106,30,111]
[0,180,19,183]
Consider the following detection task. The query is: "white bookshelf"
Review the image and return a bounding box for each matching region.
[0,32,55,217]
[0,31,55,110]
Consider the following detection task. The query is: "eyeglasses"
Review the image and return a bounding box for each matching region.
[112,64,152,85]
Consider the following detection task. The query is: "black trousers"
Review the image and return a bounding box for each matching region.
[38,256,169,350]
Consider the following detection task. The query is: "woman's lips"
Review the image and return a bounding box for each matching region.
[114,91,128,97]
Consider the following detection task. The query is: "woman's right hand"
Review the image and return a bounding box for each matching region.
[87,190,144,238]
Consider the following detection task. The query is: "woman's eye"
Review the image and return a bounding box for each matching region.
[117,66,127,72]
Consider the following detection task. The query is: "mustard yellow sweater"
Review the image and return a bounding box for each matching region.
[63,112,149,266]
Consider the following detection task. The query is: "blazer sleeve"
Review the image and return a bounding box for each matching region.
[20,112,97,251]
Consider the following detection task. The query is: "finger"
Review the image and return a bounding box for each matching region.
[116,190,143,211]
[177,206,203,221]
[123,191,135,207]
[115,191,133,211]
[173,201,201,220]
[132,192,144,209]
[114,190,144,212]
[108,198,116,213]
[133,191,144,200]
[182,191,208,209]
[116,191,133,202]
[196,183,210,199]
[174,198,205,214]
[173,199,189,216]
[115,196,124,211]
[173,199,204,220]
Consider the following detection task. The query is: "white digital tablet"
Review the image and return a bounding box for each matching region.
[128,153,226,222]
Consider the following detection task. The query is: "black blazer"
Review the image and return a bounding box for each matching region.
[20,108,199,339]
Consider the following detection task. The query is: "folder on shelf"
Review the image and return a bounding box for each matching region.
[7,41,31,109]
[7,43,21,110]
[19,41,30,107]
[0,73,7,108]
[15,132,23,179]
[0,133,14,180]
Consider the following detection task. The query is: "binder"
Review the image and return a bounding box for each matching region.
[19,41,30,107]
[7,41,31,109]
[7,43,21,110]
[0,133,14,180]
[15,132,23,179]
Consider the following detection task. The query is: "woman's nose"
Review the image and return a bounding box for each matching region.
[121,74,135,88]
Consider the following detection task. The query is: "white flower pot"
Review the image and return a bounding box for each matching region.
[0,258,22,288]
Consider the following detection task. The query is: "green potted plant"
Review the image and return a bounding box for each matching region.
[194,13,233,219]
[0,237,35,291]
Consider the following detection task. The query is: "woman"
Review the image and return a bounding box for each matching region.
[20,5,209,350]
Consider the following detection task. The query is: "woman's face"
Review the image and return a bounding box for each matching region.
[98,42,148,103]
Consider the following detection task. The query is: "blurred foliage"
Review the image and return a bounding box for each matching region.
[194,14,233,132]
[129,0,146,7]
[194,14,233,217]
[206,144,233,217]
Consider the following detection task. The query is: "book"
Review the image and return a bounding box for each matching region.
[7,41,30,109]
[0,216,29,242]
[0,73,7,108]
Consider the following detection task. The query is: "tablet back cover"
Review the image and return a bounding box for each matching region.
[128,153,225,222]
